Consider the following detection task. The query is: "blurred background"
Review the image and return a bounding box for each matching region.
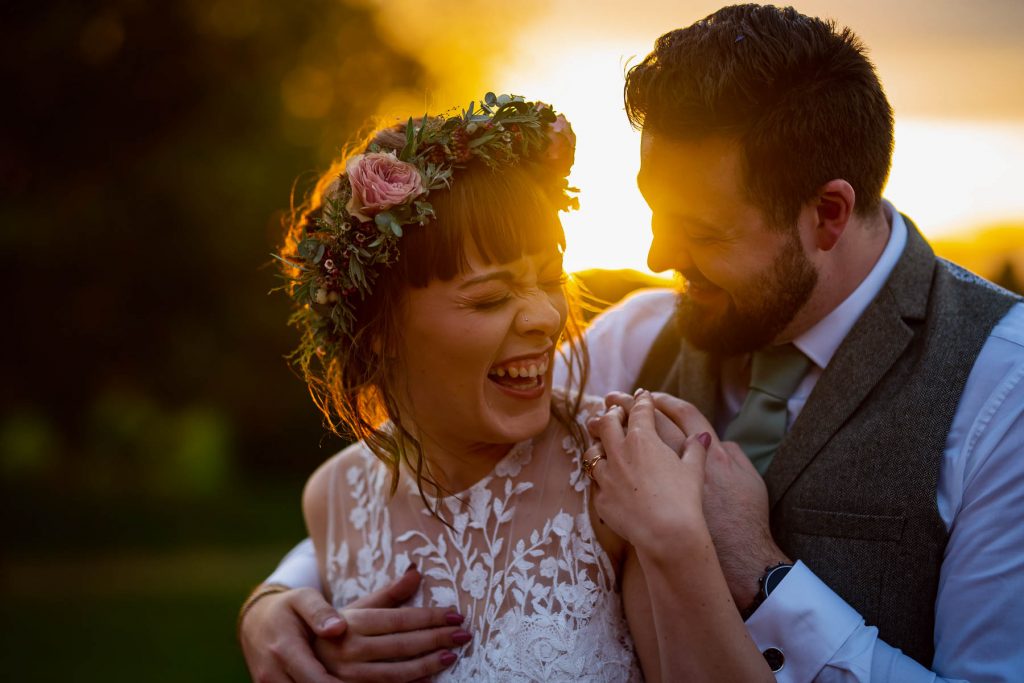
[2,1,1022,680]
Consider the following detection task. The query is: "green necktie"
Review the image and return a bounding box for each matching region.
[724,343,812,474]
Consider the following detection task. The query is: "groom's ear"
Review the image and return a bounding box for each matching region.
[812,179,855,251]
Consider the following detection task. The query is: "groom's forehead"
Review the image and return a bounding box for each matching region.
[638,134,744,193]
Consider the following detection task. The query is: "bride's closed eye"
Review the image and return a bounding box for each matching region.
[469,294,512,310]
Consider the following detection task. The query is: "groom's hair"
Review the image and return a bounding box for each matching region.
[625,4,894,228]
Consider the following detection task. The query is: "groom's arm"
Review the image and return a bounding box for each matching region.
[710,310,1024,683]
[707,439,1023,683]
[264,537,321,589]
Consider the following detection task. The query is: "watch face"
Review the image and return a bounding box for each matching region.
[763,564,793,596]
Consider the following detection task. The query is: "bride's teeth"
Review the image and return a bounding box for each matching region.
[489,355,551,382]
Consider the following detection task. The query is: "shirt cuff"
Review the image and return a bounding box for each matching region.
[746,561,864,681]
[264,538,322,591]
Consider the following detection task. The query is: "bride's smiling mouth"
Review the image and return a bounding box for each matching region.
[487,351,551,398]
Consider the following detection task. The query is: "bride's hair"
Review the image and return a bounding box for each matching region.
[281,115,588,519]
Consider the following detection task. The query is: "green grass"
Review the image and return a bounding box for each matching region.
[1,593,250,682]
[1,547,292,682]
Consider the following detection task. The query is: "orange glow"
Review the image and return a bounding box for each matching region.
[365,2,1024,277]
[493,65,1024,276]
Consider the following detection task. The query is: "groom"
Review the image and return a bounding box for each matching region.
[241,5,1024,682]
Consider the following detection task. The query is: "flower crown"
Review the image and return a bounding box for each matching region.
[276,93,578,367]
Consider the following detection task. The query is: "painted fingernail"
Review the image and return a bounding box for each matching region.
[445,611,465,625]
[633,387,645,397]
[697,432,712,449]
[321,616,343,630]
[440,651,458,666]
[451,629,473,645]
[405,563,418,574]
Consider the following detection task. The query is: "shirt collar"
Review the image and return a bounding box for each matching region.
[793,201,908,370]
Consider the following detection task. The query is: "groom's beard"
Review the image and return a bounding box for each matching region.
[675,235,818,355]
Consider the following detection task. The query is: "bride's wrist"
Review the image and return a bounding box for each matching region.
[632,519,715,567]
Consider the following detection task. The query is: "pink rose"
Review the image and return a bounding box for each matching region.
[545,114,576,175]
[344,151,424,222]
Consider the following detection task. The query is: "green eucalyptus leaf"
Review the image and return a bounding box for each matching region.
[270,253,308,272]
[400,117,416,159]
[374,212,394,231]
[417,114,428,144]
[297,238,325,263]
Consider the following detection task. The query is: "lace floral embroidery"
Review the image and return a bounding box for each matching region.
[325,398,641,681]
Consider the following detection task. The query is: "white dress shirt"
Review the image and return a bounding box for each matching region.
[268,206,1024,682]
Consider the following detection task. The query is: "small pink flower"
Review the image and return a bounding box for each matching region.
[545,114,576,175]
[345,151,425,222]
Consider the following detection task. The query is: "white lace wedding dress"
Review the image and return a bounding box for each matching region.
[320,395,642,681]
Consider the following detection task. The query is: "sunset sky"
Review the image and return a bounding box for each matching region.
[359,0,1024,272]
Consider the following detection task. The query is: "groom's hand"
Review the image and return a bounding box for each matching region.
[240,584,346,683]
[240,567,469,683]
[702,437,789,611]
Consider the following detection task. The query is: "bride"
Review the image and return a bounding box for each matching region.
[276,93,771,682]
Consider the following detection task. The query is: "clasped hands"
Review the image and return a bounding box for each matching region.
[585,390,790,610]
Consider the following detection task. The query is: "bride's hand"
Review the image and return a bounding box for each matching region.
[314,603,471,683]
[603,390,688,454]
[586,390,711,552]
[644,391,789,610]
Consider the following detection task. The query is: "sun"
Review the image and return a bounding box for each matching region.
[495,43,1024,275]
[494,43,655,274]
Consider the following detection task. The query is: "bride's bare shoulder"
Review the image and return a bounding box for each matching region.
[302,441,369,536]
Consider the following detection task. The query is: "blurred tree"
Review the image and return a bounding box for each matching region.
[993,259,1023,295]
[0,0,426,499]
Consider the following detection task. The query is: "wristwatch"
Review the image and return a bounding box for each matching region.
[741,563,793,621]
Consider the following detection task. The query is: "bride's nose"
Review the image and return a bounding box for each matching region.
[514,291,563,337]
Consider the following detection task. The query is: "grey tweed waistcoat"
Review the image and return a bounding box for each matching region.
[633,218,1019,666]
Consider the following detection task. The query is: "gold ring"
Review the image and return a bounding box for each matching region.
[581,448,607,480]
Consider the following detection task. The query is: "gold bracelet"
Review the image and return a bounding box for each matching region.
[237,583,291,636]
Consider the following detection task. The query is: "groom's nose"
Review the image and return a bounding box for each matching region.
[647,226,694,274]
